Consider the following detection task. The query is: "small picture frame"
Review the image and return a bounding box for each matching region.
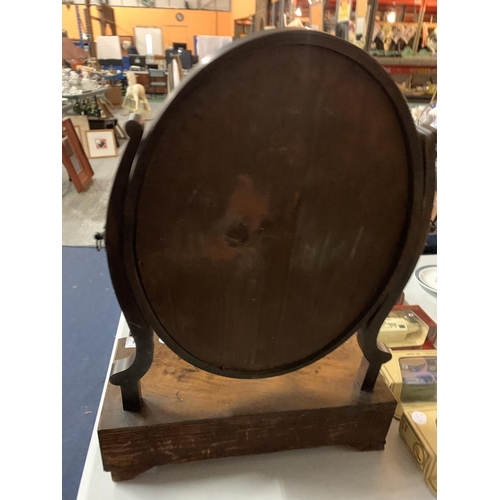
[73,125,82,144]
[85,129,118,158]
[62,118,94,193]
[69,115,90,157]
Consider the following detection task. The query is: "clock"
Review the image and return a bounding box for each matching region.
[176,13,184,22]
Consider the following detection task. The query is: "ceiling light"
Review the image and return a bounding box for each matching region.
[387,11,396,23]
[295,7,302,16]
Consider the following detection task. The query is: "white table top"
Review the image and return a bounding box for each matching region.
[77,255,437,500]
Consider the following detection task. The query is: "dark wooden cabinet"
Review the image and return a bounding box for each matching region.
[132,72,151,93]
[132,70,168,95]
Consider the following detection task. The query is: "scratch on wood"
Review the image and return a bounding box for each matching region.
[117,441,132,450]
[350,226,365,260]
[162,450,177,457]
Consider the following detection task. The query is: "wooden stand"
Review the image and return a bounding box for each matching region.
[97,97,127,140]
[98,335,396,482]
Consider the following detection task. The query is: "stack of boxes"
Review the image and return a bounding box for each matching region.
[378,305,437,496]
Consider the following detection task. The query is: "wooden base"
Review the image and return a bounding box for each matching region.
[98,336,396,482]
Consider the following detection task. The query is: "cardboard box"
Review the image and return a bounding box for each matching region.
[378,305,437,350]
[380,349,437,419]
[399,406,437,496]
[106,84,123,106]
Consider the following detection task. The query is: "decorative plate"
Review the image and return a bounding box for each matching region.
[415,265,437,295]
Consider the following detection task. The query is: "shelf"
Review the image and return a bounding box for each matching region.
[375,57,437,75]
[402,92,434,103]
[376,22,437,29]
[375,57,437,66]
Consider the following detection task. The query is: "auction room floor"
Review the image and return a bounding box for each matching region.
[62,100,165,247]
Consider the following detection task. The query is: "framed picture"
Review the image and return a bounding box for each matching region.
[69,115,90,157]
[62,118,94,193]
[85,129,118,158]
[73,125,82,143]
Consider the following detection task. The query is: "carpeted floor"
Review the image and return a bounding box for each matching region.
[61,99,165,500]
[62,246,121,500]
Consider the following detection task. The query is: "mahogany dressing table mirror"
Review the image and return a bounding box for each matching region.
[97,29,436,481]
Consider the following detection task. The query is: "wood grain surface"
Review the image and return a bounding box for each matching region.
[98,335,397,481]
[132,38,412,374]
